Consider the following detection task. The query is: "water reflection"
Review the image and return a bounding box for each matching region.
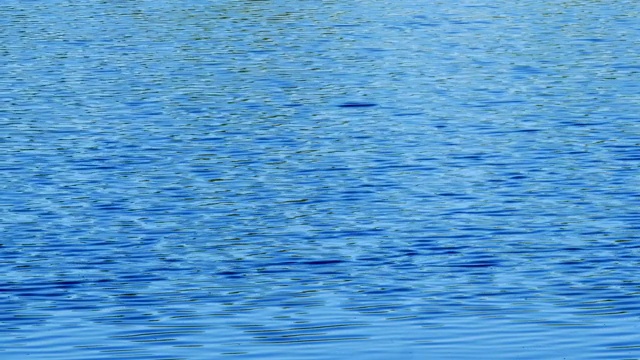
[2,0,640,359]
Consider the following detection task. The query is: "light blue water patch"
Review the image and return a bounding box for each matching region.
[1,0,640,359]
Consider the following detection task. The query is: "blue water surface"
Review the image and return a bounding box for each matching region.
[2,0,640,359]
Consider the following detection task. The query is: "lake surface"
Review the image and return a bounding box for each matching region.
[2,0,640,359]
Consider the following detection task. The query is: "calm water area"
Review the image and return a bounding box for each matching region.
[2,0,640,359]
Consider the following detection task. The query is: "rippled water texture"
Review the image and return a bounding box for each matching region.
[2,0,640,359]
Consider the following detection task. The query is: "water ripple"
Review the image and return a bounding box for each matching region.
[2,0,640,359]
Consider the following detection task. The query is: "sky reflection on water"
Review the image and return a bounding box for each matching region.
[2,0,640,359]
